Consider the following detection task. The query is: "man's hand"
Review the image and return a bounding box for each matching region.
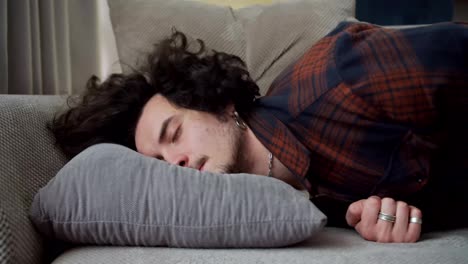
[346,196,422,243]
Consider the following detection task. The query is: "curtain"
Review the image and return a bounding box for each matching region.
[0,0,121,95]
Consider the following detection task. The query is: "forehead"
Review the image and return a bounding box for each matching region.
[134,94,178,155]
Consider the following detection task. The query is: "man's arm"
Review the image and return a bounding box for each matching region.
[334,22,467,242]
[337,22,468,131]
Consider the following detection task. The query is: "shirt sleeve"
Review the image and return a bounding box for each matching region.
[335,22,468,133]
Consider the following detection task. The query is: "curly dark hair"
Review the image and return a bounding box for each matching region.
[48,30,260,159]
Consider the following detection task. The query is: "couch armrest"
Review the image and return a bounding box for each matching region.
[0,95,68,264]
[0,206,13,264]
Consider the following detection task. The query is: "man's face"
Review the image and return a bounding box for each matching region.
[135,94,243,173]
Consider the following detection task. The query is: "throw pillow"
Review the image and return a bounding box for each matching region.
[30,143,326,248]
[107,0,355,95]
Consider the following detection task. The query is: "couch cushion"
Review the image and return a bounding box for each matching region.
[107,0,355,95]
[0,95,68,264]
[30,143,326,248]
[196,0,275,9]
[51,227,468,264]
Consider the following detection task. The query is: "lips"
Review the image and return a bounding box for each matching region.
[197,158,208,171]
[198,161,205,171]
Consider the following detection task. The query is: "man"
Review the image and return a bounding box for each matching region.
[49,21,468,243]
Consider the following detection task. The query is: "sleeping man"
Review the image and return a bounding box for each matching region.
[49,21,468,243]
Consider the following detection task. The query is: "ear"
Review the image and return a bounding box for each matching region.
[217,103,236,123]
[225,103,235,114]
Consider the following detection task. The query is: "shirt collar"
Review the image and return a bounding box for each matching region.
[245,104,311,184]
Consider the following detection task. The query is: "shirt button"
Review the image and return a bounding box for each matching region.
[418,178,423,183]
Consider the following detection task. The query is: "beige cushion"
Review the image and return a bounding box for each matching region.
[51,228,468,264]
[108,0,355,95]
[196,0,276,9]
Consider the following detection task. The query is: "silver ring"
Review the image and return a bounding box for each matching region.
[378,212,396,223]
[409,217,423,224]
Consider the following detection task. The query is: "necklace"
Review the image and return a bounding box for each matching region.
[268,152,273,177]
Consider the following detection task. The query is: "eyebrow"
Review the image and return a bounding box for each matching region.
[158,115,174,144]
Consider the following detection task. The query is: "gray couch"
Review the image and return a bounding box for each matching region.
[1,95,468,264]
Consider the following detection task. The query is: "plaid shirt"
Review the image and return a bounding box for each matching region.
[246,22,468,211]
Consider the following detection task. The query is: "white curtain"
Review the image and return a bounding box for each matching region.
[0,0,121,95]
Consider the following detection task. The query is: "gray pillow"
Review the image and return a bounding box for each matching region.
[108,0,356,95]
[30,143,326,248]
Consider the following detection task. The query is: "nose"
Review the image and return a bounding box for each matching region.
[168,154,189,167]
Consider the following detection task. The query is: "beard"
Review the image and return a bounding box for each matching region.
[214,123,245,174]
[217,147,243,174]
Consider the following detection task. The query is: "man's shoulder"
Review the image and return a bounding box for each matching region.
[264,22,371,113]
[325,21,378,37]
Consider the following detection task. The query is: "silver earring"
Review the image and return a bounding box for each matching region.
[232,111,247,130]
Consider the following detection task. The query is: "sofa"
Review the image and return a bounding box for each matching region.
[2,1,468,263]
[1,96,468,263]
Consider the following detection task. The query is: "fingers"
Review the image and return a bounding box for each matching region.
[351,196,423,243]
[354,196,381,241]
[392,201,410,242]
[406,206,423,242]
[376,198,397,242]
[361,196,381,227]
[346,199,365,227]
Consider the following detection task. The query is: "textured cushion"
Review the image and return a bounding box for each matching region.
[0,207,13,264]
[0,95,68,264]
[30,143,326,248]
[51,228,468,264]
[108,0,355,95]
[196,0,275,9]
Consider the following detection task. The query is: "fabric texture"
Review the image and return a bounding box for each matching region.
[0,95,69,264]
[107,0,355,95]
[196,0,275,9]
[52,227,468,264]
[0,207,13,264]
[30,143,326,248]
[246,21,468,228]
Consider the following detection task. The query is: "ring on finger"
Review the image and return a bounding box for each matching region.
[409,217,423,224]
[378,212,396,223]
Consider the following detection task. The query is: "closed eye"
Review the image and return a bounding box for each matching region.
[171,126,182,143]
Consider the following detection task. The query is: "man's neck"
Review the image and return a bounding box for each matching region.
[240,127,305,190]
[239,128,270,176]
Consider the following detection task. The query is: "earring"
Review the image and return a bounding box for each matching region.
[232,111,247,130]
